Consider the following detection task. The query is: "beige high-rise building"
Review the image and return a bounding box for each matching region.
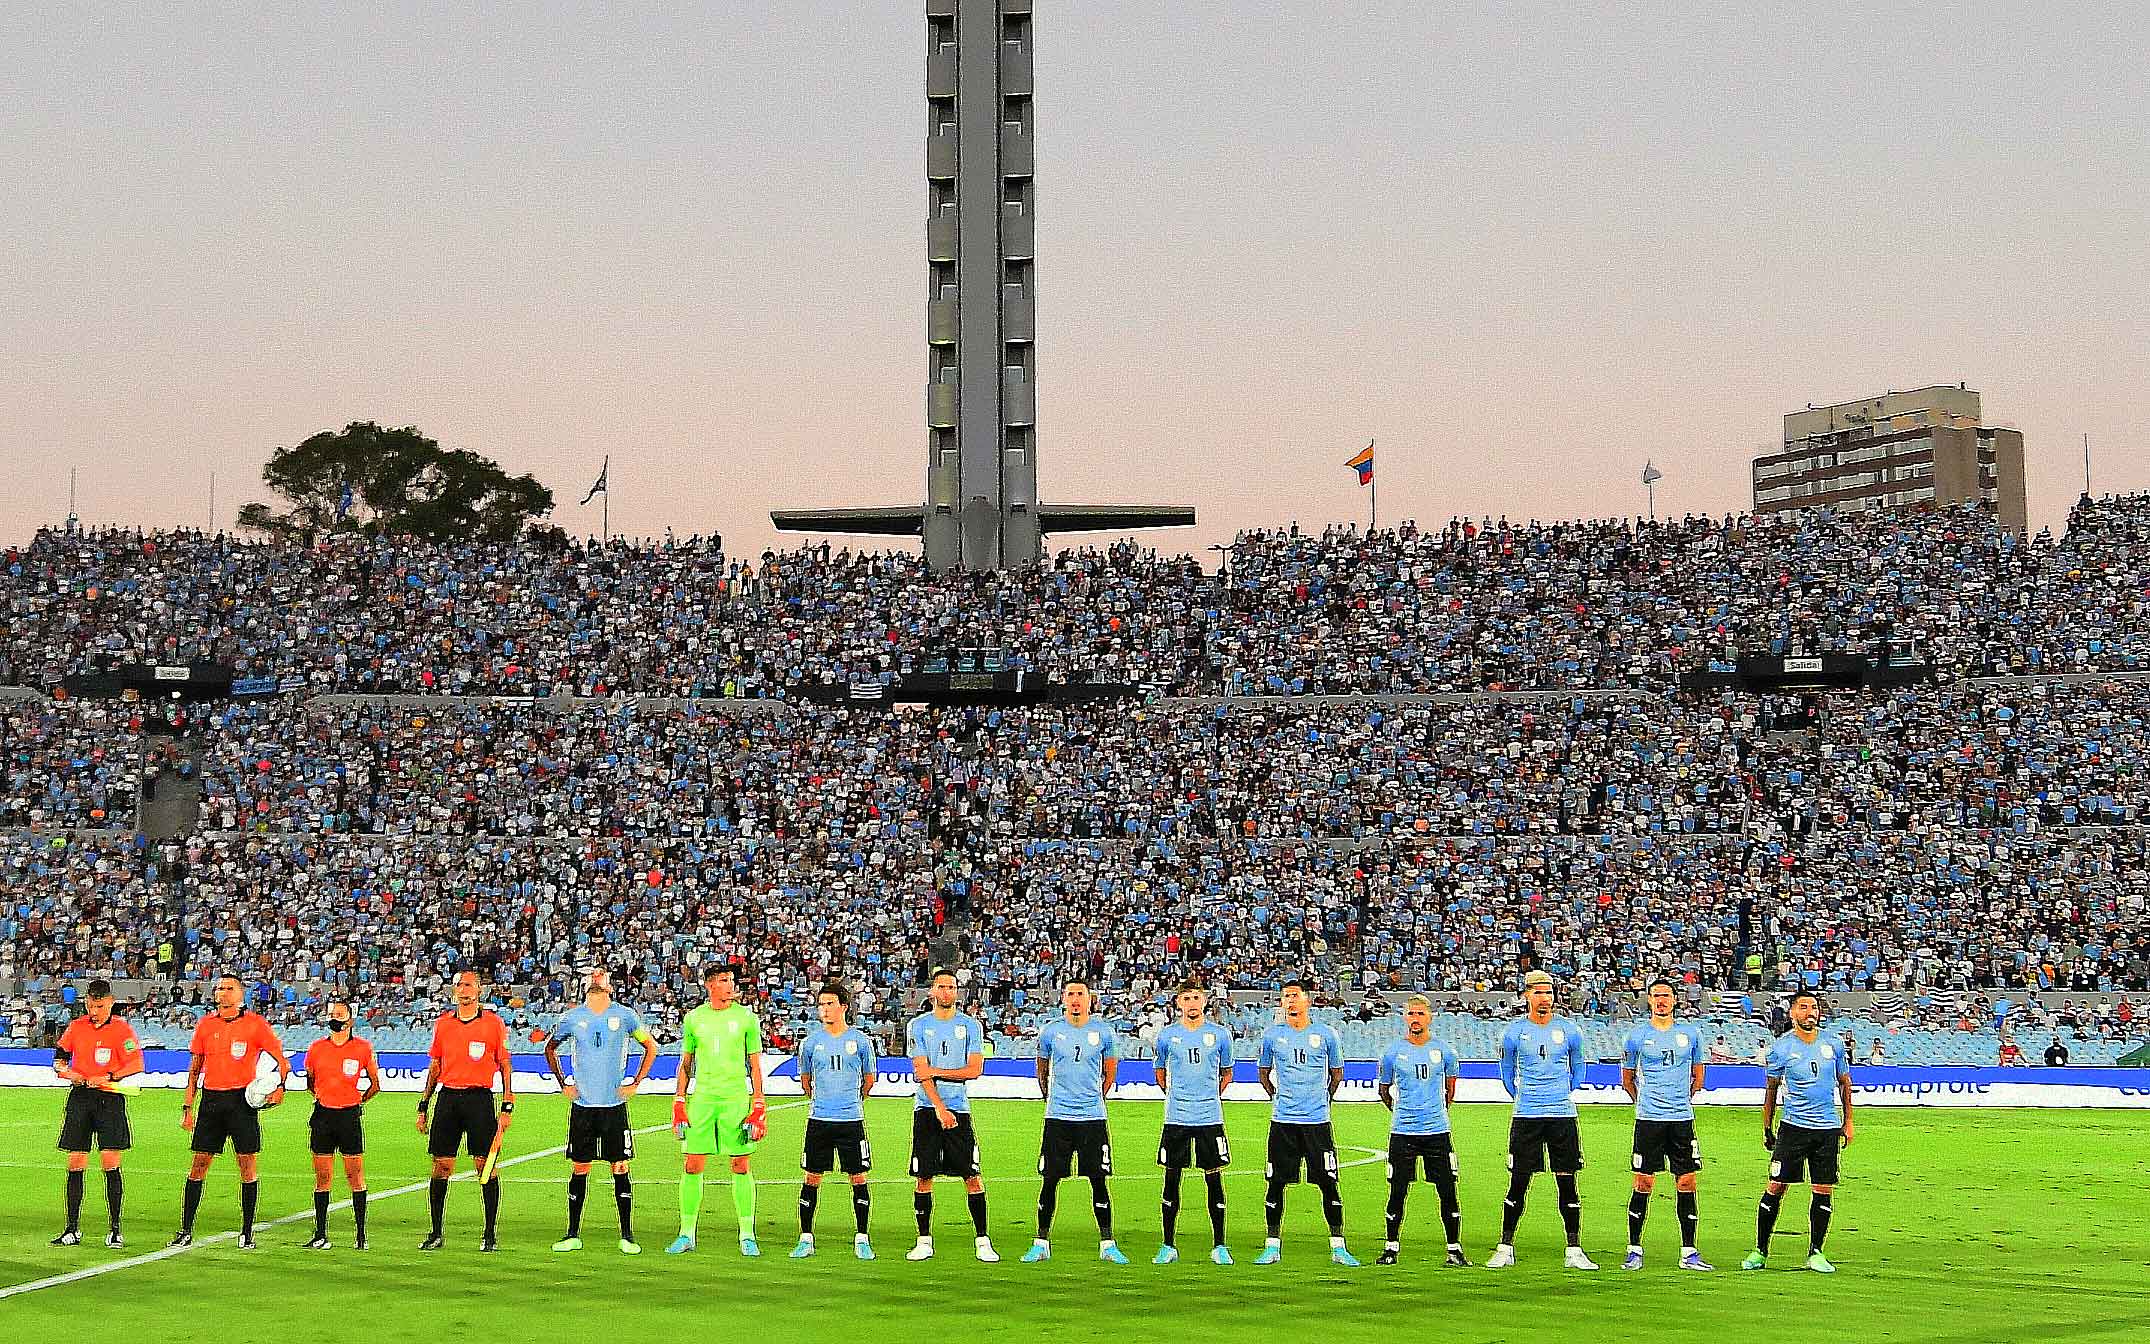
[1752,385,2028,533]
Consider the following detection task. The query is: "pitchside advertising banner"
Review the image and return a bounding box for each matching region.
[3,1050,2145,1108]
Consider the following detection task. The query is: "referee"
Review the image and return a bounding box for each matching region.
[416,969,515,1252]
[302,1002,381,1249]
[51,979,141,1248]
[175,974,288,1250]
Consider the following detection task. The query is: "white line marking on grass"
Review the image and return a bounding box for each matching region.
[0,1100,808,1301]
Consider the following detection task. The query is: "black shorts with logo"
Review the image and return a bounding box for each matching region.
[1387,1131,1458,1183]
[803,1118,872,1175]
[1038,1117,1112,1180]
[1769,1123,1841,1185]
[1265,1121,1339,1185]
[428,1086,498,1160]
[309,1104,365,1156]
[566,1103,634,1164]
[192,1088,262,1156]
[58,1087,131,1152]
[1632,1118,1701,1176]
[1157,1123,1231,1171]
[1507,1116,1584,1173]
[909,1107,981,1180]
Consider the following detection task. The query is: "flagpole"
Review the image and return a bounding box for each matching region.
[1365,438,1377,532]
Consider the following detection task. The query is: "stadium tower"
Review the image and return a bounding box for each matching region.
[771,0,1193,571]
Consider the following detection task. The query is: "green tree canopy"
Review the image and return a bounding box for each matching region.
[237,422,553,544]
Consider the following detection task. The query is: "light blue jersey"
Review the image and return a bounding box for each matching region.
[1154,1021,1232,1127]
[906,1010,984,1113]
[1499,1016,1588,1119]
[798,1026,877,1123]
[549,1003,646,1109]
[1766,1031,1849,1130]
[1258,1021,1344,1124]
[1377,1036,1459,1136]
[1037,1018,1117,1121]
[1623,1022,1703,1122]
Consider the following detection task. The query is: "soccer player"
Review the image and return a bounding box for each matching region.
[1620,978,1711,1271]
[301,1001,381,1250]
[1375,994,1468,1267]
[1024,979,1126,1264]
[544,969,657,1254]
[416,968,515,1252]
[1254,978,1358,1266]
[1152,979,1234,1265]
[790,981,878,1260]
[174,973,288,1249]
[904,967,998,1262]
[668,963,768,1256]
[1489,969,1596,1270]
[52,978,140,1248]
[1742,988,1855,1273]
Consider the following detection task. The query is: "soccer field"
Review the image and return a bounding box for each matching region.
[0,1092,2144,1341]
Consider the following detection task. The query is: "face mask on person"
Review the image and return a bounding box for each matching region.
[326,1017,352,1033]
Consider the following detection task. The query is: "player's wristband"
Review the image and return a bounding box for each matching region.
[500,1100,514,1115]
[418,1098,430,1114]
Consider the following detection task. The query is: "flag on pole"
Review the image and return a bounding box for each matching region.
[580,457,609,506]
[1641,461,1663,485]
[1346,442,1375,486]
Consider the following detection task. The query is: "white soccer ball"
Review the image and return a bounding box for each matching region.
[244,1053,282,1109]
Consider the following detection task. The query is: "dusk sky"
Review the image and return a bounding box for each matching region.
[5,1,2147,557]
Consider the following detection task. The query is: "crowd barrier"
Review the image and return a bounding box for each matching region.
[4,1050,2144,1108]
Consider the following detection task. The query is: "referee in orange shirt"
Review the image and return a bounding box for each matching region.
[302,1002,381,1249]
[176,974,288,1249]
[52,978,142,1248]
[416,970,515,1251]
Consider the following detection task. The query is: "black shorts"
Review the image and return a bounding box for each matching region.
[1387,1131,1458,1184]
[309,1105,365,1156]
[428,1087,498,1160]
[566,1104,634,1165]
[803,1118,872,1175]
[1632,1119,1701,1176]
[1507,1116,1584,1173]
[1769,1123,1841,1185]
[1157,1123,1231,1171]
[1265,1121,1339,1185]
[1038,1118,1112,1180]
[58,1087,131,1153]
[909,1107,981,1180]
[192,1089,261,1156]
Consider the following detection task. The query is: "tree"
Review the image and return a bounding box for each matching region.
[237,422,554,544]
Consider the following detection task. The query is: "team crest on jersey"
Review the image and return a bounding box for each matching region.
[1306,1034,1319,1048]
[467,1040,486,1059]
[1430,1050,1442,1066]
[229,1040,246,1059]
[1676,1033,1689,1050]
[1087,1031,1100,1047]
[844,1039,858,1055]
[1551,1030,1565,1046]
[955,1026,968,1040]
[1202,1033,1215,1048]
[607,1016,620,1031]
[1819,1045,1834,1061]
[94,1047,111,1065]
[343,1058,360,1077]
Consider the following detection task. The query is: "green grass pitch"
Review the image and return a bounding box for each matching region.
[1,1091,2145,1341]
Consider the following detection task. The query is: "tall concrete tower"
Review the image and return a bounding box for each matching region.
[772,0,1192,571]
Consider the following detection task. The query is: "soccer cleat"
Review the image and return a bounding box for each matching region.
[1484,1244,1515,1268]
[1739,1251,1767,1271]
[1806,1252,1836,1274]
[552,1236,584,1253]
[854,1238,876,1261]
[1210,1246,1234,1266]
[1623,1250,1644,1271]
[353,1234,368,1251]
[304,1234,331,1251]
[169,1232,193,1248]
[237,1236,258,1251]
[419,1233,444,1252]
[1153,1246,1179,1265]
[665,1235,697,1255]
[739,1238,760,1257]
[619,1239,641,1255]
[479,1234,498,1253]
[1253,1244,1282,1265]
[1680,1251,1714,1271]
[1021,1241,1051,1263]
[790,1237,816,1259]
[1331,1246,1361,1268]
[106,1232,126,1251]
[1100,1244,1129,1265]
[906,1237,935,1261]
[975,1237,1000,1263]
[51,1230,81,1247]
[1563,1247,1599,1271]
[1375,1249,1399,1266]
[1445,1248,1472,1268]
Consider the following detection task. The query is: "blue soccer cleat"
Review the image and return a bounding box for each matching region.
[1211,1246,1234,1266]
[1254,1243,1282,1265]
[1100,1244,1129,1265]
[1331,1246,1361,1268]
[665,1235,696,1255]
[1680,1251,1714,1272]
[1153,1246,1179,1265]
[1021,1241,1051,1263]
[854,1238,876,1261]
[1623,1250,1644,1271]
[739,1238,761,1258]
[789,1237,816,1259]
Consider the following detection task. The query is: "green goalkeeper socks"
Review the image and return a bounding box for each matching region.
[680,1170,704,1237]
[732,1171,756,1239]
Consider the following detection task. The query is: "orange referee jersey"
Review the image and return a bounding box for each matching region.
[58,1015,141,1081]
[429,1009,510,1090]
[304,1034,377,1108]
[190,1010,287,1090]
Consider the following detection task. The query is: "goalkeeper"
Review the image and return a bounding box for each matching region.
[667,964,768,1256]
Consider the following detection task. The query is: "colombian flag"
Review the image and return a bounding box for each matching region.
[1345,442,1374,485]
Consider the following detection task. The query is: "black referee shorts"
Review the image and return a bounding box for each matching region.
[1038,1118,1112,1180]
[57,1087,131,1153]
[192,1089,262,1156]
[428,1087,498,1160]
[310,1105,366,1157]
